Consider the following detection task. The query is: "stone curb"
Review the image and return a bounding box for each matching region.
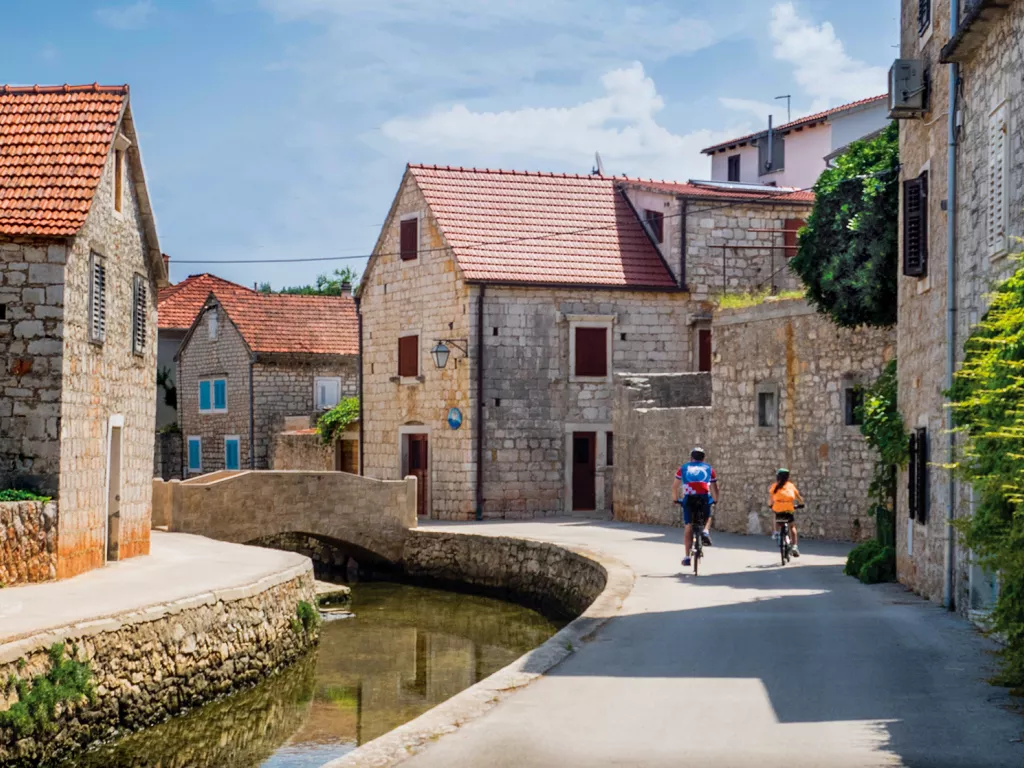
[0,559,314,665]
[320,534,635,768]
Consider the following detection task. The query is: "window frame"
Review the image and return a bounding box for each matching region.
[199,377,228,414]
[643,208,665,244]
[606,432,614,468]
[397,331,421,381]
[844,385,864,427]
[917,0,932,42]
[88,252,107,344]
[132,273,147,356]
[315,376,343,410]
[756,382,779,431]
[903,171,929,278]
[208,307,218,340]
[400,213,420,262]
[727,154,741,182]
[569,315,614,383]
[224,435,241,471]
[988,100,1010,259]
[908,427,929,523]
[187,436,202,474]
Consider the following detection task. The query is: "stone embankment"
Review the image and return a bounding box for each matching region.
[0,501,57,586]
[0,549,317,767]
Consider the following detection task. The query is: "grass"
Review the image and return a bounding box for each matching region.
[715,288,805,310]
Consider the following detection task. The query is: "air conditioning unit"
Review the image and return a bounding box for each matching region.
[889,59,927,118]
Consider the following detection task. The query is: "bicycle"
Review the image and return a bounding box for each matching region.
[773,503,804,566]
[677,498,711,576]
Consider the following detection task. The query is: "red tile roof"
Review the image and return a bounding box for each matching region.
[631,179,815,204]
[0,84,129,237]
[215,291,359,356]
[408,164,676,288]
[158,273,253,330]
[701,95,888,155]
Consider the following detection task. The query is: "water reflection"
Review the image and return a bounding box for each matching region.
[68,582,562,768]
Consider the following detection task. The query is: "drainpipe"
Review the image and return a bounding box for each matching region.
[475,286,486,521]
[679,197,688,290]
[249,353,256,469]
[355,295,364,476]
[944,2,961,611]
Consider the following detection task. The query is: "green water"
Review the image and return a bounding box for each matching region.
[70,582,563,768]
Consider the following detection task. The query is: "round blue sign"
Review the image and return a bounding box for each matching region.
[447,408,463,430]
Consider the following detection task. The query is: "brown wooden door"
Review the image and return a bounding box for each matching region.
[698,329,712,372]
[408,434,429,517]
[335,440,358,474]
[572,432,597,511]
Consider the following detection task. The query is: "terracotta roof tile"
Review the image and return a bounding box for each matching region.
[215,291,358,356]
[630,179,816,204]
[0,84,129,237]
[701,94,888,154]
[408,165,676,288]
[158,273,253,330]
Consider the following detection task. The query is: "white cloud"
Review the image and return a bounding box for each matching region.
[381,63,738,180]
[95,0,155,30]
[719,97,784,125]
[769,2,886,109]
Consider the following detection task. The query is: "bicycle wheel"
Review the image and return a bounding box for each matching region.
[780,525,788,566]
[693,539,700,576]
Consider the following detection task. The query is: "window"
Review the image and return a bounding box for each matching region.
[918,0,931,37]
[400,216,419,261]
[759,135,785,174]
[908,427,928,523]
[727,154,741,182]
[698,328,712,373]
[644,209,664,244]
[187,436,202,473]
[315,377,342,410]
[132,275,147,355]
[114,149,124,213]
[988,102,1009,258]
[758,391,777,427]
[0,304,6,321]
[224,436,241,470]
[574,326,609,379]
[606,432,614,467]
[88,253,106,343]
[208,308,218,340]
[199,378,227,413]
[783,218,806,258]
[398,334,419,377]
[844,387,864,426]
[903,172,928,277]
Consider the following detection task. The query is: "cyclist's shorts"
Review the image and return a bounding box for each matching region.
[682,495,712,526]
[774,512,795,524]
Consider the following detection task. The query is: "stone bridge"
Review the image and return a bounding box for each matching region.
[152,471,417,564]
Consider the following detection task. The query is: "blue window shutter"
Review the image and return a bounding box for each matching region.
[188,439,201,470]
[214,379,227,410]
[225,439,239,470]
[199,381,211,411]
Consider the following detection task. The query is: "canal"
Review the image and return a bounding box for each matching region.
[67,582,564,768]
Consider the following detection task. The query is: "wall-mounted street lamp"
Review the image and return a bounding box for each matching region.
[431,339,468,369]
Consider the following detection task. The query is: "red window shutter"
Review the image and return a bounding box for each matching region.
[575,327,608,378]
[903,173,928,277]
[400,218,419,261]
[784,218,805,258]
[398,335,419,377]
[644,209,664,244]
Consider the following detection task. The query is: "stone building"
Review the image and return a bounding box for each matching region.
[613,298,895,541]
[894,0,1024,613]
[176,290,358,475]
[0,84,167,578]
[360,164,813,520]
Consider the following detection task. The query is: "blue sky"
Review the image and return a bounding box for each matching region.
[2,0,899,289]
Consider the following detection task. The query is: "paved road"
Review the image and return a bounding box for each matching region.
[405,520,1022,768]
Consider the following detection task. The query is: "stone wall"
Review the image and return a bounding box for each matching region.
[402,530,607,619]
[154,431,182,480]
[0,501,57,585]
[612,375,713,526]
[712,300,894,540]
[161,470,417,564]
[269,431,334,471]
[0,564,316,767]
[0,242,66,496]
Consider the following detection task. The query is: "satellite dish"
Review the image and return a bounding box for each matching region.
[594,151,606,176]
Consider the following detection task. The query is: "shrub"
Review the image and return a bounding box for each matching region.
[0,489,51,503]
[0,644,93,738]
[845,540,884,578]
[294,600,321,635]
[858,546,897,584]
[316,397,359,446]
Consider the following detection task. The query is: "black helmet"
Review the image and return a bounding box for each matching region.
[691,447,706,461]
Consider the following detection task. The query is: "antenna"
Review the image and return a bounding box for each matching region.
[775,95,792,123]
[594,151,606,176]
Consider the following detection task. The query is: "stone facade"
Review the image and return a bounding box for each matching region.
[0,501,57,585]
[0,564,316,767]
[0,108,162,580]
[268,422,359,472]
[895,0,1024,610]
[153,431,183,480]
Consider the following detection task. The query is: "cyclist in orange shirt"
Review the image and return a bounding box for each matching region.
[769,468,804,557]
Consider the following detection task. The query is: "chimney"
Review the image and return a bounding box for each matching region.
[340,281,352,297]
[162,252,170,278]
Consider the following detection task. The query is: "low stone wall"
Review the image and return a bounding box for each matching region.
[159,470,417,564]
[0,561,316,767]
[402,530,607,619]
[270,431,334,471]
[0,501,57,586]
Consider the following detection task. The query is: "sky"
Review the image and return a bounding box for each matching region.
[2,0,900,289]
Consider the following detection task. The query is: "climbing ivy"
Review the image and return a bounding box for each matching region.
[0,643,94,738]
[948,256,1024,689]
[316,397,360,446]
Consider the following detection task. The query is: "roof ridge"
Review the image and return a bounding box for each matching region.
[0,83,129,95]
[409,163,615,182]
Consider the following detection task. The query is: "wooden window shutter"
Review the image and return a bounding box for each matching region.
[575,327,608,378]
[908,428,928,522]
[644,210,664,244]
[783,218,805,258]
[918,0,931,36]
[132,275,147,355]
[89,254,106,342]
[398,335,419,377]
[400,218,419,261]
[988,103,1008,257]
[903,173,928,277]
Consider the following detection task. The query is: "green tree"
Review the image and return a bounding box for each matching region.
[789,122,899,328]
[279,267,360,296]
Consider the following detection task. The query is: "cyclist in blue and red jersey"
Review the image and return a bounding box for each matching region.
[671,447,719,566]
